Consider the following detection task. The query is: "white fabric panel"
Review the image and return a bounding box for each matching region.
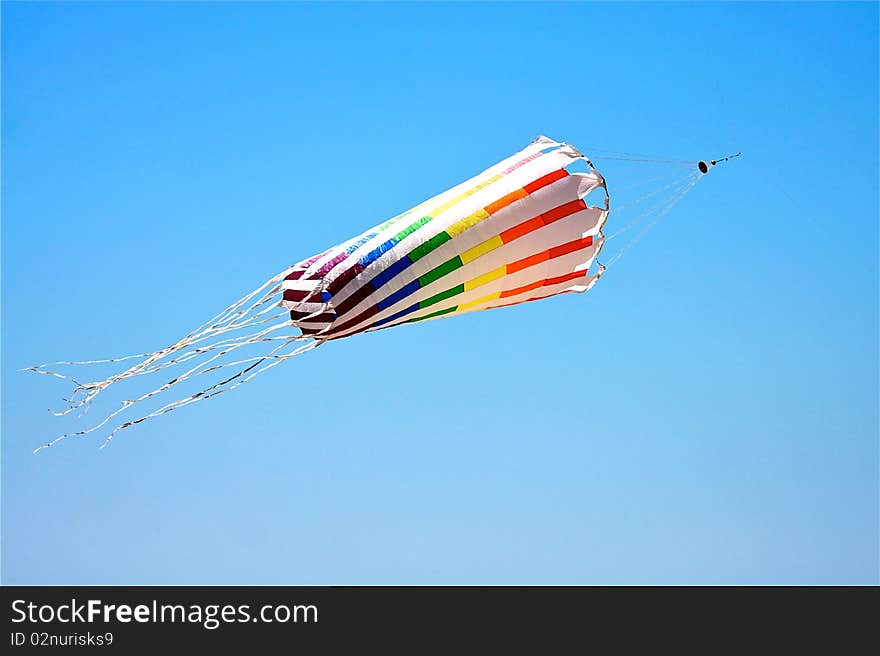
[281,279,327,292]
[284,301,325,314]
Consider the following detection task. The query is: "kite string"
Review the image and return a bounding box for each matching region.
[606,175,700,268]
[581,145,698,166]
[603,173,702,269]
[611,172,693,193]
[605,171,701,243]
[605,171,701,238]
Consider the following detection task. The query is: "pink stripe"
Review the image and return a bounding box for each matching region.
[314,251,350,277]
[502,151,542,174]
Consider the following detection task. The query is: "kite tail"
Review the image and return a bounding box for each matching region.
[26,268,323,452]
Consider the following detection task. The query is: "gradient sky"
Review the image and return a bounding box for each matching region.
[2,2,877,584]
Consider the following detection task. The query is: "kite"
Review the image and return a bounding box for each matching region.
[26,136,738,450]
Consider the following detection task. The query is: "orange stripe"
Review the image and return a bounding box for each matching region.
[484,169,567,216]
[485,188,528,215]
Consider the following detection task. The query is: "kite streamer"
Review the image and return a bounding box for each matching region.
[27,136,732,450]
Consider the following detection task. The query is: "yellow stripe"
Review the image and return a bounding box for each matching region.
[458,291,501,311]
[464,266,505,292]
[460,235,503,264]
[447,208,490,238]
[429,175,503,218]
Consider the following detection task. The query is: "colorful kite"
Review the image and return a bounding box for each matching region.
[27,136,737,449]
[283,136,608,339]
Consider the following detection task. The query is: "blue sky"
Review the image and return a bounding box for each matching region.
[2,2,877,584]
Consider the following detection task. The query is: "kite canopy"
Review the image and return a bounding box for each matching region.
[281,136,610,340]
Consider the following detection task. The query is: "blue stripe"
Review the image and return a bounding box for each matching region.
[371,257,413,290]
[372,303,419,327]
[377,280,421,311]
[359,237,398,267]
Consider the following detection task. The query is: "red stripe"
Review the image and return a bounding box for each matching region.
[544,268,590,287]
[522,168,568,194]
[335,281,374,316]
[289,311,336,323]
[499,269,589,300]
[500,215,545,244]
[499,199,586,243]
[549,235,593,259]
[325,304,379,335]
[327,262,363,294]
[506,235,594,276]
[485,170,569,220]
[283,289,322,303]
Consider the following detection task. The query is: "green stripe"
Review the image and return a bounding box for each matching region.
[394,215,432,242]
[409,306,458,323]
[418,256,463,287]
[374,207,416,233]
[419,284,465,309]
[408,231,451,263]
